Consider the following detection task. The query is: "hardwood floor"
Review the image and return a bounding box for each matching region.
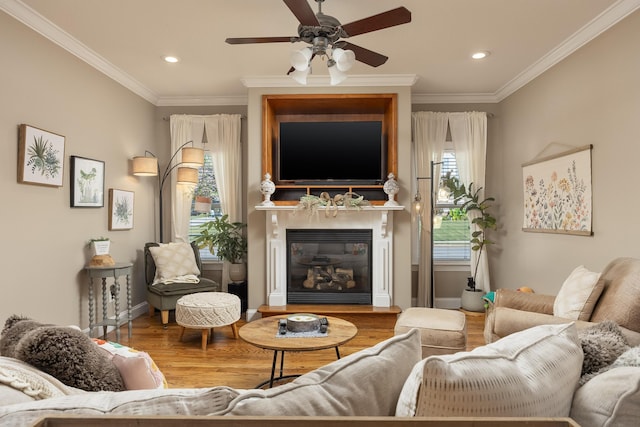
[107,309,486,390]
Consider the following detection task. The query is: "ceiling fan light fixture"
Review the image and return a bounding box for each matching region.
[290,67,310,85]
[327,59,347,85]
[290,47,313,71]
[332,48,356,72]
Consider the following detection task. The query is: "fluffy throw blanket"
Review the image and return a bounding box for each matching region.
[578,320,630,385]
[0,315,125,392]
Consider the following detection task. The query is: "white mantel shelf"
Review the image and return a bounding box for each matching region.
[256,204,404,308]
[254,205,405,211]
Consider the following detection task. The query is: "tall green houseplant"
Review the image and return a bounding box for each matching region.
[194,214,247,264]
[442,174,497,291]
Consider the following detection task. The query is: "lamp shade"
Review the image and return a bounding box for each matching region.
[332,48,355,72]
[176,167,199,184]
[181,147,204,168]
[328,61,347,85]
[290,47,312,71]
[290,68,310,85]
[132,156,158,176]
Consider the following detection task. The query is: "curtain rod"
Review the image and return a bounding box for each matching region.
[162,115,246,121]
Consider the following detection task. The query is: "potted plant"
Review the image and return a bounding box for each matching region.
[442,174,497,311]
[194,214,248,282]
[87,237,111,256]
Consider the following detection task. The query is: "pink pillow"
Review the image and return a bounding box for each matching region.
[92,339,167,390]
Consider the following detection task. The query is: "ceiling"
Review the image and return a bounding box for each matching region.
[3,0,639,105]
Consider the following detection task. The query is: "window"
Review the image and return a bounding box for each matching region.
[189,151,222,260]
[433,151,471,262]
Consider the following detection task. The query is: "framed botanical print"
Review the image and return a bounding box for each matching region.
[522,145,593,236]
[70,156,105,207]
[108,189,134,230]
[17,124,65,187]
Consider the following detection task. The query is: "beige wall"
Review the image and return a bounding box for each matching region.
[490,10,640,295]
[0,11,157,327]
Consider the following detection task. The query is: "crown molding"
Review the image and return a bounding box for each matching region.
[156,95,249,107]
[241,74,419,88]
[3,0,638,106]
[493,0,640,102]
[0,0,159,104]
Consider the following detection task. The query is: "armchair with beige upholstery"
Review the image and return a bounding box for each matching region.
[484,257,640,346]
[145,242,221,326]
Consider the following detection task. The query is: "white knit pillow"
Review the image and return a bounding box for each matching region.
[148,242,200,285]
[397,323,583,418]
[554,265,604,320]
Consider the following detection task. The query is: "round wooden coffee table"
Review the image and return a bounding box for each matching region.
[239,314,358,388]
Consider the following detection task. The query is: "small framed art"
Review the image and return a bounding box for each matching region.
[17,124,65,187]
[108,189,134,230]
[70,156,105,207]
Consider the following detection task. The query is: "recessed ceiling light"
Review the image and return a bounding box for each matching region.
[471,51,490,60]
[164,56,179,63]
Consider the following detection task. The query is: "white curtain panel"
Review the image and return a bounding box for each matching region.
[449,111,489,292]
[169,115,200,243]
[412,112,448,307]
[203,114,242,224]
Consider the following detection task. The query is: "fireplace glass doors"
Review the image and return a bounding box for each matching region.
[286,229,372,304]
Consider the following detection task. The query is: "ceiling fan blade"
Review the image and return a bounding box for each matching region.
[283,0,320,26]
[226,36,296,44]
[341,42,388,67]
[340,7,411,37]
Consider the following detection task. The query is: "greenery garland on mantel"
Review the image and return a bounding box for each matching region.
[296,192,370,218]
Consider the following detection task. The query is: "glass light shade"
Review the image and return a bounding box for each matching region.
[290,47,312,71]
[132,156,158,176]
[176,167,199,184]
[181,147,204,168]
[437,186,452,202]
[332,48,355,72]
[328,61,347,85]
[413,193,423,215]
[290,68,310,85]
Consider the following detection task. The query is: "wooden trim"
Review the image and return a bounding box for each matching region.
[261,93,398,205]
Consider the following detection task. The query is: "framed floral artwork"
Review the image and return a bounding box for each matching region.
[109,189,134,230]
[17,124,65,187]
[70,156,104,207]
[522,145,593,236]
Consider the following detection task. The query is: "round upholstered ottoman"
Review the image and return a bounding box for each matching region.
[394,307,467,358]
[175,292,241,350]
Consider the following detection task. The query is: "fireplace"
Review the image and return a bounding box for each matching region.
[287,229,372,304]
[258,206,401,307]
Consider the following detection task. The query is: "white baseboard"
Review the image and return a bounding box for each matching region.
[82,302,149,338]
[409,297,462,309]
[245,308,259,321]
[434,298,462,309]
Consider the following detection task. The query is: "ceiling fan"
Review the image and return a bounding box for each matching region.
[225,0,411,80]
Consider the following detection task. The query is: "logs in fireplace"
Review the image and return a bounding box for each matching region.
[286,229,372,304]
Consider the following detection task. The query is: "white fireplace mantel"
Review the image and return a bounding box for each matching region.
[256,205,404,307]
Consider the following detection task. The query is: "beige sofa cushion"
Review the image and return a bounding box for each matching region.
[590,257,640,332]
[0,386,239,426]
[571,367,640,427]
[0,356,82,405]
[216,328,422,416]
[396,323,582,417]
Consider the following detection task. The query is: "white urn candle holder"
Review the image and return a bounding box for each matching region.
[383,173,399,206]
[260,173,276,206]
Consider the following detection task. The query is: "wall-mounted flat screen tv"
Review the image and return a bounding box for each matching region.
[277,121,386,185]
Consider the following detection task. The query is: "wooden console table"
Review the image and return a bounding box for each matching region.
[84,262,133,342]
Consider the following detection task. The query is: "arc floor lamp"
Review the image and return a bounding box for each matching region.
[414,160,445,308]
[132,142,204,242]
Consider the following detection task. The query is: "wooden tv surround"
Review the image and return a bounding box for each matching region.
[262,93,398,206]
